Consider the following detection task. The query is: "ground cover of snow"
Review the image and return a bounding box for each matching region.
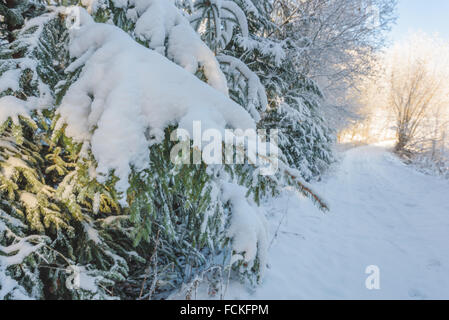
[210,142,449,299]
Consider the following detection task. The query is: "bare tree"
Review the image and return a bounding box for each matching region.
[270,0,397,129]
[272,0,396,91]
[389,60,443,153]
[346,33,449,176]
[385,35,449,155]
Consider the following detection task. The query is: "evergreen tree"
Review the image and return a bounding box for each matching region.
[1,0,329,299]
[0,5,135,299]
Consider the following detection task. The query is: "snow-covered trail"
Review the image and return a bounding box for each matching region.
[227,143,449,299]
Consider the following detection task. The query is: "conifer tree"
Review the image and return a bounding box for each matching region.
[0,5,136,299]
[1,0,330,299]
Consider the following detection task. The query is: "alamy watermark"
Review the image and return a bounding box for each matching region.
[169,121,280,176]
[365,265,380,290]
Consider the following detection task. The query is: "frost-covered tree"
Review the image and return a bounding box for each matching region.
[270,0,396,130]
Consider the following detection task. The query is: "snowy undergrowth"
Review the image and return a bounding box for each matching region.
[406,153,449,180]
[222,182,268,274]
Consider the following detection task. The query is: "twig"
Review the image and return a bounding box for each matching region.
[269,195,290,249]
[138,229,160,300]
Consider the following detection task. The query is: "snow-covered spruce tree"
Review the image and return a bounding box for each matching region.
[260,65,334,181]
[0,5,140,299]
[0,7,71,299]
[181,0,334,180]
[86,0,333,181]
[259,0,334,181]
[1,1,328,299]
[57,0,328,295]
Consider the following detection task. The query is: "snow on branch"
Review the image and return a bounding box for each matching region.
[219,0,249,38]
[222,182,268,274]
[0,211,48,299]
[236,36,286,67]
[0,96,31,125]
[0,11,58,111]
[131,0,229,95]
[217,54,267,121]
[56,7,256,202]
[188,0,249,51]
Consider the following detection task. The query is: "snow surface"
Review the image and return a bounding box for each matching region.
[203,143,449,299]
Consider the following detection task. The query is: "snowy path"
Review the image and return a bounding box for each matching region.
[226,143,449,299]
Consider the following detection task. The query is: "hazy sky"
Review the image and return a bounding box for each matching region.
[388,0,449,43]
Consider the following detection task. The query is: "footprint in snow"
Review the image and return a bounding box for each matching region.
[404,203,417,208]
[427,259,442,269]
[408,288,427,299]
